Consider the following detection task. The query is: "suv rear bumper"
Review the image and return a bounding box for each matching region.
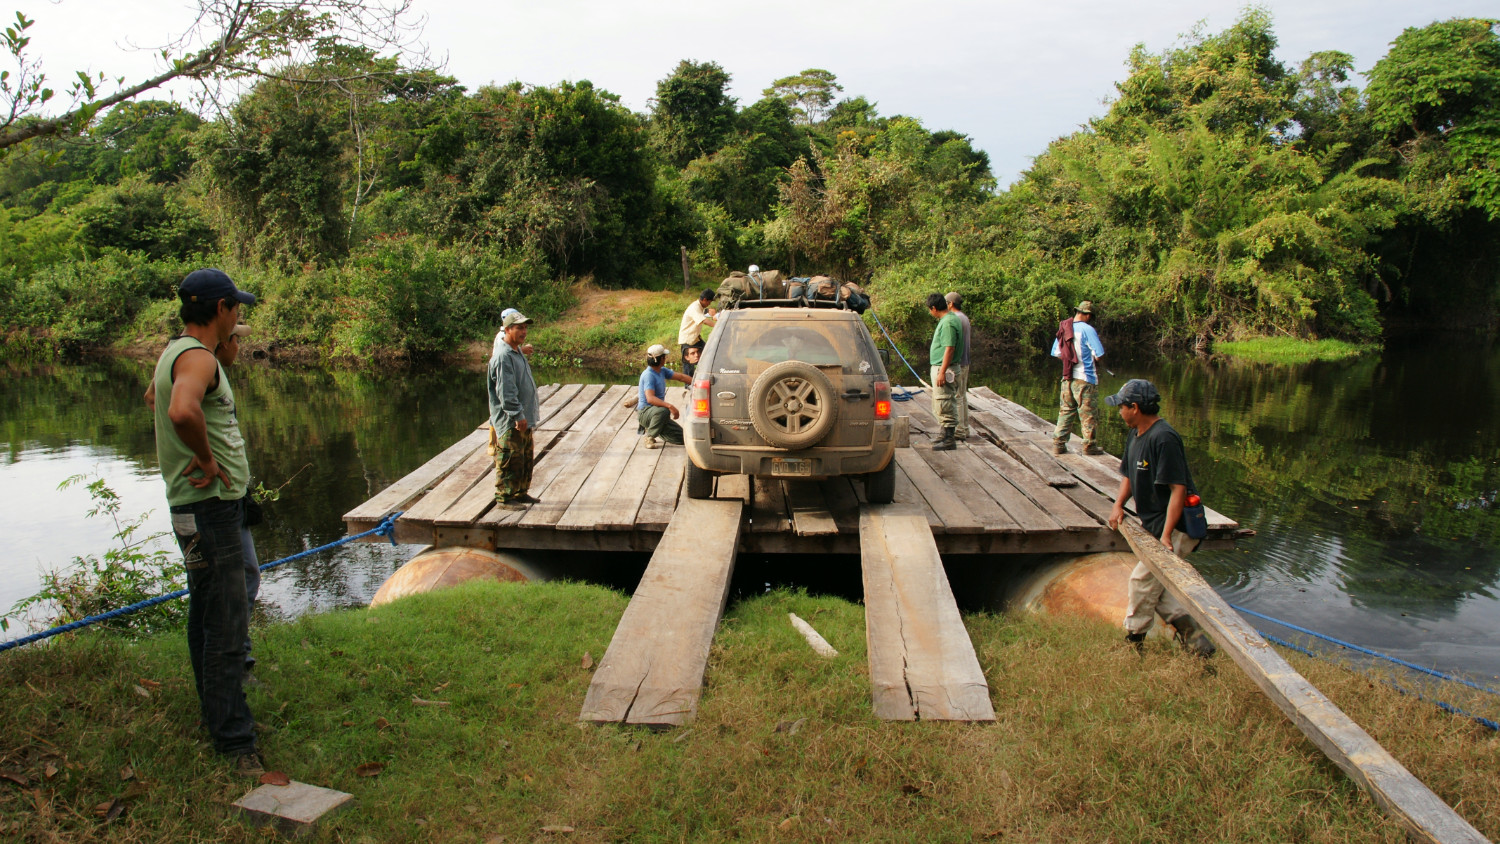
[686,426,896,477]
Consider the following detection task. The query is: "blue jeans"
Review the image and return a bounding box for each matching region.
[170,496,257,756]
[241,525,259,660]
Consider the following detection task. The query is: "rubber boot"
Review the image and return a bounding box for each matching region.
[1169,614,1216,658]
[1125,631,1146,653]
[933,426,957,451]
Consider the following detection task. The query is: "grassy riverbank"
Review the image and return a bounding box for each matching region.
[1,580,1495,842]
[1213,337,1379,364]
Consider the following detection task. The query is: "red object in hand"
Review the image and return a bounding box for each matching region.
[1186,494,1201,506]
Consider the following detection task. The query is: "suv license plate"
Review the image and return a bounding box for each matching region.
[772,458,812,476]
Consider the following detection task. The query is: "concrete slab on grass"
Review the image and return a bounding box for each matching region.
[234,781,354,837]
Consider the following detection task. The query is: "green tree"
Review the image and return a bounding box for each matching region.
[651,60,737,169]
[765,69,844,125]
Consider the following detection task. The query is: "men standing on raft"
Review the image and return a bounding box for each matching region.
[489,311,540,511]
[1051,300,1105,455]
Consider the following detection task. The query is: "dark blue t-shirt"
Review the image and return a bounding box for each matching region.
[1120,418,1197,538]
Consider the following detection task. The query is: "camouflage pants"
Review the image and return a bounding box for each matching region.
[930,366,957,429]
[1053,379,1098,447]
[638,405,684,444]
[492,425,534,502]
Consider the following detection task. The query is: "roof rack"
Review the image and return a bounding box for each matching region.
[725,297,848,311]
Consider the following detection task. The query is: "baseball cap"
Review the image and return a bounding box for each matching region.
[646,343,668,357]
[180,269,256,306]
[1105,379,1161,407]
[945,291,962,307]
[1075,300,1093,314]
[502,311,532,329]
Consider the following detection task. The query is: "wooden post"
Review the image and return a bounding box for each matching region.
[680,246,691,291]
[1118,519,1487,844]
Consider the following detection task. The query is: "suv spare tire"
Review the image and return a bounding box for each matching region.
[749,360,839,450]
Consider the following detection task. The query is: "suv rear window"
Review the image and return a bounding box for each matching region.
[714,320,865,369]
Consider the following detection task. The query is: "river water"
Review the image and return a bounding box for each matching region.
[2,340,1497,683]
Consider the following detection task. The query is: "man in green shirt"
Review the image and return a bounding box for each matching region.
[151,268,263,776]
[927,293,963,451]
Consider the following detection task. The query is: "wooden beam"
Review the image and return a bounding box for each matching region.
[860,504,996,722]
[1118,520,1486,844]
[579,498,744,727]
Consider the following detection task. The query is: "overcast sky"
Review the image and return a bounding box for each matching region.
[11,0,1498,186]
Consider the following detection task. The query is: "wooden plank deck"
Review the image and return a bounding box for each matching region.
[578,497,744,726]
[343,383,1251,555]
[861,504,996,721]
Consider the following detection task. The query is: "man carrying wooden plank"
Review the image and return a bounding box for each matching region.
[1104,379,1214,657]
[489,311,540,511]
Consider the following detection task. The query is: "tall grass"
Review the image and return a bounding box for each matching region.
[0,581,1493,842]
[1214,337,1378,364]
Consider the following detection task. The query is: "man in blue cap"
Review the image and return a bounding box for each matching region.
[1104,378,1214,657]
[151,268,265,775]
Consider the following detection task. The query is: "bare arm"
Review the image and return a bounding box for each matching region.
[1108,476,1131,530]
[1159,483,1187,546]
[671,371,693,385]
[167,349,231,491]
[938,345,955,383]
[144,380,156,412]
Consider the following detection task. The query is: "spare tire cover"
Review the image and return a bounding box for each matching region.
[749,360,839,449]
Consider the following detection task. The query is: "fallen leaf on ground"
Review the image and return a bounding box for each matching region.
[411,696,449,707]
[374,717,390,730]
[580,652,593,670]
[259,771,291,787]
[43,764,58,780]
[118,765,134,781]
[341,721,354,727]
[0,772,28,787]
[540,825,575,833]
[778,816,797,831]
[774,718,806,735]
[94,798,124,822]
[133,685,151,699]
[138,678,161,689]
[433,681,449,692]
[354,762,385,777]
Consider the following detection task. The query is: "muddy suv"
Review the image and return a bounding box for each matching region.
[684,302,898,503]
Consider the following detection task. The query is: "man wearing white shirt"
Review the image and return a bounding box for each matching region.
[677,289,717,377]
[1050,300,1106,455]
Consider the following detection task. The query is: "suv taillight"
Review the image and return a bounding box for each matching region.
[874,380,891,420]
[692,378,711,417]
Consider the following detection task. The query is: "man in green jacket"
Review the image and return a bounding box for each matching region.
[151,268,263,776]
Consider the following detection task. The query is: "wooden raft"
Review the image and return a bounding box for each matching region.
[342,383,1251,556]
[861,504,996,721]
[1121,520,1487,843]
[579,497,744,727]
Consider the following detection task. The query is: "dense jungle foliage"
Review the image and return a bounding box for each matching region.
[1,11,1497,362]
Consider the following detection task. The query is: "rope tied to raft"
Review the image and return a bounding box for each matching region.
[0,512,403,654]
[867,307,927,400]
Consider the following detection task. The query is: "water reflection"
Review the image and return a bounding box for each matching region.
[2,341,1497,680]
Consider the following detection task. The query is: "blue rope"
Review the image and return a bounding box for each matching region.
[0,512,403,654]
[867,308,929,395]
[1231,603,1500,698]
[1257,629,1498,732]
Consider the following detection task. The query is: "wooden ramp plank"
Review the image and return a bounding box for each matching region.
[1119,520,1486,844]
[860,505,995,722]
[786,480,839,536]
[579,498,745,726]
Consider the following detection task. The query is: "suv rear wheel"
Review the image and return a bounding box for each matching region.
[749,360,839,450]
[865,459,895,504]
[686,460,715,500]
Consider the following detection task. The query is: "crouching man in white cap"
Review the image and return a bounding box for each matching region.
[636,344,692,448]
